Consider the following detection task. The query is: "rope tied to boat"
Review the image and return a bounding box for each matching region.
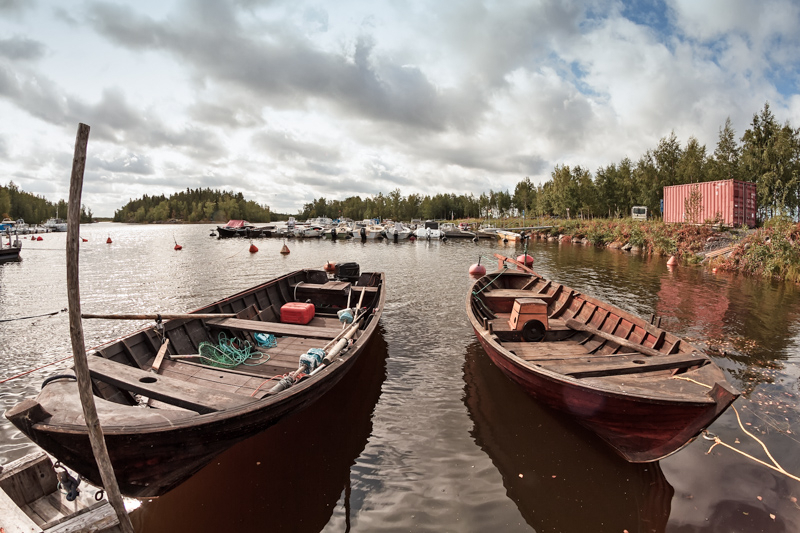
[471,264,509,296]
[0,308,67,323]
[674,375,800,483]
[197,332,271,368]
[54,461,81,501]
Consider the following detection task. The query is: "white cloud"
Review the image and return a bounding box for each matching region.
[0,0,798,216]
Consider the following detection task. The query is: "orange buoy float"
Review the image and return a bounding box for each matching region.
[280,242,290,255]
[106,236,112,244]
[469,258,486,277]
[249,243,258,253]
[323,261,336,273]
[517,254,534,267]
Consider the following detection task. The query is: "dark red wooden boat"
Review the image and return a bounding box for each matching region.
[7,264,385,498]
[466,254,738,462]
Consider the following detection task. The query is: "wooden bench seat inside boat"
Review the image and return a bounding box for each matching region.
[534,351,707,378]
[88,356,255,414]
[481,288,560,312]
[205,317,342,339]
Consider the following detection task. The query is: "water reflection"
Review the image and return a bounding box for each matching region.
[463,341,673,532]
[129,327,389,532]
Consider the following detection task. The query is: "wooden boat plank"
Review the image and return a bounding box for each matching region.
[506,342,591,359]
[0,451,56,505]
[538,352,707,378]
[206,317,342,339]
[0,489,42,531]
[26,494,63,526]
[87,357,255,414]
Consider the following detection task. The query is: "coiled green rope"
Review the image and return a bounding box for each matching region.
[197,332,271,368]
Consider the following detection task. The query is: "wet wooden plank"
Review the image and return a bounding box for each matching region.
[87,357,255,414]
[206,317,342,339]
[540,352,707,378]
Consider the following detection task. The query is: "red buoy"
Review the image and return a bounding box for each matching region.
[36,236,43,241]
[517,254,534,267]
[174,244,183,251]
[107,236,112,244]
[469,262,486,277]
[323,261,336,272]
[82,238,88,242]
[280,243,290,255]
[249,243,258,253]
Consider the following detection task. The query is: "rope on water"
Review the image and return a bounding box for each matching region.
[704,405,800,484]
[0,308,66,323]
[196,332,271,368]
[673,375,800,483]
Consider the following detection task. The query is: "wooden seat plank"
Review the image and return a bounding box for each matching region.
[88,357,255,414]
[206,317,342,339]
[539,352,708,378]
[506,341,591,360]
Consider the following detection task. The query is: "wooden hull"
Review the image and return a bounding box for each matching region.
[7,267,385,498]
[466,255,738,462]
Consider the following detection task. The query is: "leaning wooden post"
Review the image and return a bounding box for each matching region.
[66,123,135,533]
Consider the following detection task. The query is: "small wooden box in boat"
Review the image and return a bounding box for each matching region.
[509,298,549,331]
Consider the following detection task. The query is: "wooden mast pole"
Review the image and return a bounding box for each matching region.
[66,123,135,533]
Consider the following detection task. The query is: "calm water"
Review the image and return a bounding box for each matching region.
[1,223,799,532]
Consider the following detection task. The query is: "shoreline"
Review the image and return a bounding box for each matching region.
[462,217,800,284]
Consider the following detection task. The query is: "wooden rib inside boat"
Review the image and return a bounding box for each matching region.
[466,254,739,462]
[6,265,385,498]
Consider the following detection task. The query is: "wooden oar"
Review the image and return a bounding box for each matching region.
[82,313,237,320]
[145,339,170,407]
[565,318,680,359]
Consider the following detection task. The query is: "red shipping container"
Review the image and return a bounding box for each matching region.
[280,302,315,324]
[663,179,757,228]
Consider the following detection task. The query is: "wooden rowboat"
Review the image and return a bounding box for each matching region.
[466,254,738,462]
[7,265,385,498]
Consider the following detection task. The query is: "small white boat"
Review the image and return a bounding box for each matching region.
[413,220,441,240]
[322,223,353,239]
[43,217,68,232]
[302,225,324,238]
[364,224,386,239]
[385,222,412,240]
[496,229,522,242]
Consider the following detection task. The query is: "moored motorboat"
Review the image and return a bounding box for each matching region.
[385,222,412,240]
[413,220,441,240]
[495,229,522,243]
[440,222,476,239]
[7,264,386,498]
[215,219,255,238]
[466,254,738,462]
[0,231,22,262]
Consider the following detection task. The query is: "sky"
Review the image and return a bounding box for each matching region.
[1,0,799,217]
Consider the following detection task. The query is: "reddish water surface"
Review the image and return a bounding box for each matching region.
[1,224,798,532]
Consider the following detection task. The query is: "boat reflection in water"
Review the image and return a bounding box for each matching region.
[463,341,674,533]
[130,327,389,533]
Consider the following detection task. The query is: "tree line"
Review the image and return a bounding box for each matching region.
[112,188,273,223]
[300,102,799,223]
[0,182,93,224]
